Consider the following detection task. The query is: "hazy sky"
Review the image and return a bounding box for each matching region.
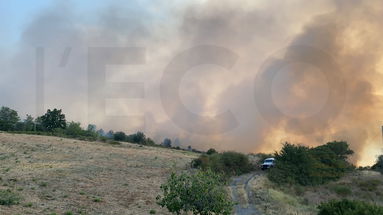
[1,0,383,166]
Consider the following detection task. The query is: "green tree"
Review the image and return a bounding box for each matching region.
[0,106,20,131]
[127,131,146,143]
[206,148,217,155]
[192,151,253,176]
[157,170,233,215]
[23,115,35,131]
[65,122,84,137]
[87,124,96,133]
[134,131,146,143]
[268,142,354,186]
[372,155,383,174]
[162,138,172,147]
[113,131,127,141]
[39,109,66,131]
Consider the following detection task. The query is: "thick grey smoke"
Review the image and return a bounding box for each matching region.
[1,0,383,165]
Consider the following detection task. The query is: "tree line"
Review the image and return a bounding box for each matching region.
[0,106,184,148]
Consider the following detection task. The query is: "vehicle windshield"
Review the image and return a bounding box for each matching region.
[264,159,274,163]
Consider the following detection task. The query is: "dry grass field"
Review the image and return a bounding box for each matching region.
[0,132,197,215]
[248,170,383,215]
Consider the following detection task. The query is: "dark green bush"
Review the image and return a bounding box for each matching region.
[0,106,20,131]
[206,148,217,155]
[268,141,354,186]
[113,131,127,141]
[192,151,253,176]
[318,199,383,215]
[0,189,21,205]
[157,170,232,215]
[372,155,383,174]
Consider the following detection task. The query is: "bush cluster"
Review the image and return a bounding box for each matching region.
[111,131,155,145]
[0,189,21,205]
[192,151,253,177]
[268,141,354,186]
[157,170,233,215]
[318,199,383,215]
[372,155,383,174]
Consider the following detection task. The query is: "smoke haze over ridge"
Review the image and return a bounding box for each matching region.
[1,0,383,166]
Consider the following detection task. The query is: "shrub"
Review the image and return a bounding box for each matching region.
[206,148,217,155]
[330,185,352,197]
[126,132,146,144]
[192,151,252,176]
[157,170,233,215]
[268,142,354,186]
[0,106,20,131]
[0,189,21,205]
[65,122,84,137]
[161,138,172,147]
[318,199,383,215]
[113,132,127,141]
[358,179,381,192]
[372,155,383,174]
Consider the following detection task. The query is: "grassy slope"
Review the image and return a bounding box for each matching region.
[248,170,383,215]
[0,132,197,215]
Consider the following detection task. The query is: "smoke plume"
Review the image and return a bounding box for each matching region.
[1,0,383,165]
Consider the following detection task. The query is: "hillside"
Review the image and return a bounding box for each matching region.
[244,170,383,215]
[0,132,197,215]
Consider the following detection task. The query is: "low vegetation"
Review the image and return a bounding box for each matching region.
[318,199,383,215]
[0,189,21,205]
[157,170,233,215]
[191,151,253,177]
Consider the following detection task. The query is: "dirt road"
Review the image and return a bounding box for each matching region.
[230,172,260,215]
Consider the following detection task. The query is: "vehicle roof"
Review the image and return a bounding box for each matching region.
[264,158,275,160]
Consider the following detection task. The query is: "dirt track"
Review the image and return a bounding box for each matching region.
[230,172,261,215]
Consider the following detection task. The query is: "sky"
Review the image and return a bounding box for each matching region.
[1,0,383,166]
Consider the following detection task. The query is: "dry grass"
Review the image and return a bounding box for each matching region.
[0,132,197,215]
[248,170,383,215]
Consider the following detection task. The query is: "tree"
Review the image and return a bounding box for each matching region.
[145,137,156,145]
[192,151,253,176]
[97,129,105,137]
[39,109,66,131]
[268,142,354,186]
[157,170,233,215]
[133,131,145,143]
[372,155,383,174]
[87,124,96,133]
[162,138,172,148]
[0,106,20,131]
[206,148,217,155]
[65,122,84,137]
[113,131,127,141]
[23,115,35,131]
[106,130,114,139]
